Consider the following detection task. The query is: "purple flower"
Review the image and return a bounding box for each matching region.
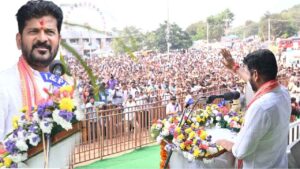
[12,127,26,138]
[59,110,74,122]
[20,115,26,121]
[0,157,3,163]
[169,127,175,135]
[45,100,54,107]
[28,123,39,133]
[37,102,53,119]
[4,140,17,154]
[10,163,18,168]
[210,143,217,147]
[218,101,226,107]
[32,135,41,143]
[197,139,202,145]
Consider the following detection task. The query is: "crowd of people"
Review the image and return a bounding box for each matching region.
[65,40,298,112]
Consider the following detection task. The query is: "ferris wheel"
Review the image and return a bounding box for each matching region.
[61,2,107,32]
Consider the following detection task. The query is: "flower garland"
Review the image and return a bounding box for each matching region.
[160,141,168,169]
[0,85,84,168]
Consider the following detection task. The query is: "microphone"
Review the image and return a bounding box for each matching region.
[206,91,240,104]
[49,60,65,76]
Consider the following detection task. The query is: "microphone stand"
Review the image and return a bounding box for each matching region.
[163,97,208,169]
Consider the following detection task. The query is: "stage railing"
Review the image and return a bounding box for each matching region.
[69,76,290,168]
[288,119,300,150]
[69,88,229,168]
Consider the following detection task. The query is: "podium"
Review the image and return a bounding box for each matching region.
[25,122,81,168]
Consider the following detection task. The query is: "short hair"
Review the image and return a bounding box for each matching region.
[243,49,278,81]
[16,0,63,34]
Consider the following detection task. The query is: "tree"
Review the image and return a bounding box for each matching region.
[144,31,157,50]
[258,5,300,41]
[155,21,193,52]
[111,26,144,54]
[229,20,259,38]
[207,9,234,41]
[186,21,207,41]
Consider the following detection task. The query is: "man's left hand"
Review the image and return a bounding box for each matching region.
[216,139,234,152]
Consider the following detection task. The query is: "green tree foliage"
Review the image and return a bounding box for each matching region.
[154,21,193,52]
[207,9,234,41]
[111,26,144,54]
[186,21,207,41]
[259,7,299,40]
[186,9,234,41]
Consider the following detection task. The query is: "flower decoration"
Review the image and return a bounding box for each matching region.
[0,85,83,168]
[151,103,245,162]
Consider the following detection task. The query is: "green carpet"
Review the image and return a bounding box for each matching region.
[76,145,160,169]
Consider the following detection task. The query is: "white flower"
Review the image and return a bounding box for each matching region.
[161,129,169,136]
[9,153,28,163]
[216,123,221,128]
[52,109,72,130]
[212,110,219,115]
[191,117,197,123]
[17,130,27,141]
[16,140,28,151]
[39,118,53,134]
[28,133,41,146]
[156,123,163,129]
[74,110,84,121]
[182,151,189,159]
[224,115,230,122]
[187,153,195,162]
[216,116,221,121]
[156,136,163,144]
[32,112,40,122]
[18,115,28,127]
[164,122,170,129]
[207,147,218,155]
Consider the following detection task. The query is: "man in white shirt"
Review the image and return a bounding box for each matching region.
[217,49,291,168]
[0,0,63,147]
[123,95,138,133]
[166,96,182,116]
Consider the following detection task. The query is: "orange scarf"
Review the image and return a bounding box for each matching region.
[247,80,279,109]
[238,79,279,169]
[18,56,42,120]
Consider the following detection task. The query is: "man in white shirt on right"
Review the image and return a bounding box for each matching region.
[216,49,291,168]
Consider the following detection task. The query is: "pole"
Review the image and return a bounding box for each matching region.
[166,0,170,60]
[206,22,209,44]
[268,18,271,42]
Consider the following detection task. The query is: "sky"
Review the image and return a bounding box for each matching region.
[0,0,299,71]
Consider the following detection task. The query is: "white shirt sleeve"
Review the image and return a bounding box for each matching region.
[232,104,271,159]
[0,88,8,142]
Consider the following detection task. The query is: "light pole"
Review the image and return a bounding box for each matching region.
[206,22,209,44]
[268,18,271,42]
[166,0,170,60]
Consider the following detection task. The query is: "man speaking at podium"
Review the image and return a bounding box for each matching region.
[216,49,291,168]
[0,0,64,150]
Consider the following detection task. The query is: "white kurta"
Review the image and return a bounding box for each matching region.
[0,65,51,142]
[232,85,291,168]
